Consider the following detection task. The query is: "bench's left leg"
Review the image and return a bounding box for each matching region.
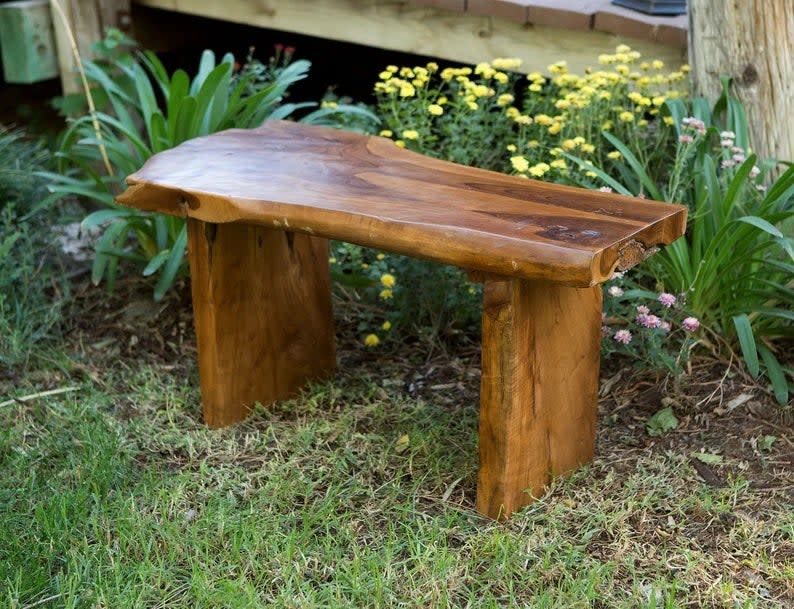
[476,278,602,520]
[187,219,336,428]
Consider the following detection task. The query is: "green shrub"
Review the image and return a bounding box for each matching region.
[49,37,377,299]
[0,127,50,217]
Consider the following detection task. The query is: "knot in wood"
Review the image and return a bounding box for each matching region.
[615,239,658,271]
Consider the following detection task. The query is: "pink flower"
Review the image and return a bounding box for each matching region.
[682,317,700,332]
[660,321,672,332]
[599,186,613,193]
[721,159,736,169]
[638,314,662,329]
[678,134,694,144]
[756,184,768,193]
[608,286,624,297]
[720,139,734,148]
[749,165,761,178]
[732,153,746,163]
[658,293,676,308]
[636,305,650,315]
[614,329,632,344]
[719,131,735,140]
[682,117,706,135]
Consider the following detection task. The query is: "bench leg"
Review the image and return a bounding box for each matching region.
[186,219,336,428]
[476,278,602,519]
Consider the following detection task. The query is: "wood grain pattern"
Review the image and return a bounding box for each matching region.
[187,219,335,427]
[476,278,602,520]
[134,0,686,74]
[118,120,687,288]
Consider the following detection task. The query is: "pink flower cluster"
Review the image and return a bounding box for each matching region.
[681,116,707,135]
[604,288,701,346]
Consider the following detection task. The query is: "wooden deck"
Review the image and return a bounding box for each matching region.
[132,0,687,74]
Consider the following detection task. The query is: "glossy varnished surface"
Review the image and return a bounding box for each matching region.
[118,120,686,287]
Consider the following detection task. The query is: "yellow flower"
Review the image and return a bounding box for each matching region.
[562,139,577,151]
[527,71,543,82]
[428,104,444,116]
[616,44,632,54]
[328,257,337,264]
[681,63,691,73]
[386,65,398,72]
[505,107,520,119]
[652,95,666,107]
[402,129,419,140]
[528,83,543,92]
[638,119,648,127]
[602,120,613,130]
[581,143,595,154]
[550,159,567,169]
[586,171,598,178]
[394,140,405,148]
[493,72,509,84]
[535,114,553,126]
[514,114,532,125]
[506,144,517,152]
[529,162,551,177]
[399,83,416,97]
[555,99,571,110]
[547,121,562,135]
[361,263,369,269]
[399,67,414,77]
[380,273,396,287]
[607,151,622,160]
[378,71,392,80]
[376,253,385,260]
[663,116,675,126]
[379,129,393,137]
[573,136,586,145]
[426,61,439,72]
[510,156,529,173]
[437,96,448,105]
[616,65,630,76]
[382,321,392,331]
[548,60,568,74]
[364,334,380,347]
[527,140,539,148]
[652,59,665,70]
[467,101,478,111]
[492,57,522,70]
[619,111,634,123]
[497,93,514,106]
[379,289,393,300]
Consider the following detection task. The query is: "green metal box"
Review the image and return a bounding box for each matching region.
[0,0,59,83]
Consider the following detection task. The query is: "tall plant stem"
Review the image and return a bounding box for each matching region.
[50,0,114,176]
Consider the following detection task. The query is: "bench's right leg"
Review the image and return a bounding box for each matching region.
[186,219,336,427]
[476,278,602,520]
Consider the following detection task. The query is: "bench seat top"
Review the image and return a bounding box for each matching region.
[117,120,686,287]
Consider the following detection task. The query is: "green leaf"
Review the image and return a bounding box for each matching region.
[736,216,784,239]
[143,249,170,277]
[690,452,723,465]
[153,223,187,301]
[733,314,760,377]
[602,131,663,200]
[758,345,790,405]
[81,208,133,229]
[646,407,678,436]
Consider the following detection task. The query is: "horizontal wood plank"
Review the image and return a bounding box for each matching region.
[117,121,686,287]
[133,0,686,74]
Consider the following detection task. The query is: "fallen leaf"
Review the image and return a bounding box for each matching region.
[691,451,723,465]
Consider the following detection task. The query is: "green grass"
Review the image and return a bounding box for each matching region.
[1,364,791,608]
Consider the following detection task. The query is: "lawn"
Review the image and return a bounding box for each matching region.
[1,279,792,609]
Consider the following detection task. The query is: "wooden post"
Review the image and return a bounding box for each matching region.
[689,0,793,162]
[50,0,131,94]
[187,220,336,427]
[476,278,602,520]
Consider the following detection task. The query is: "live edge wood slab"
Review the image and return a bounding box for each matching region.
[117,120,687,520]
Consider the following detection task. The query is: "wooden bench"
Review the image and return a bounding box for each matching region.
[117,120,686,519]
